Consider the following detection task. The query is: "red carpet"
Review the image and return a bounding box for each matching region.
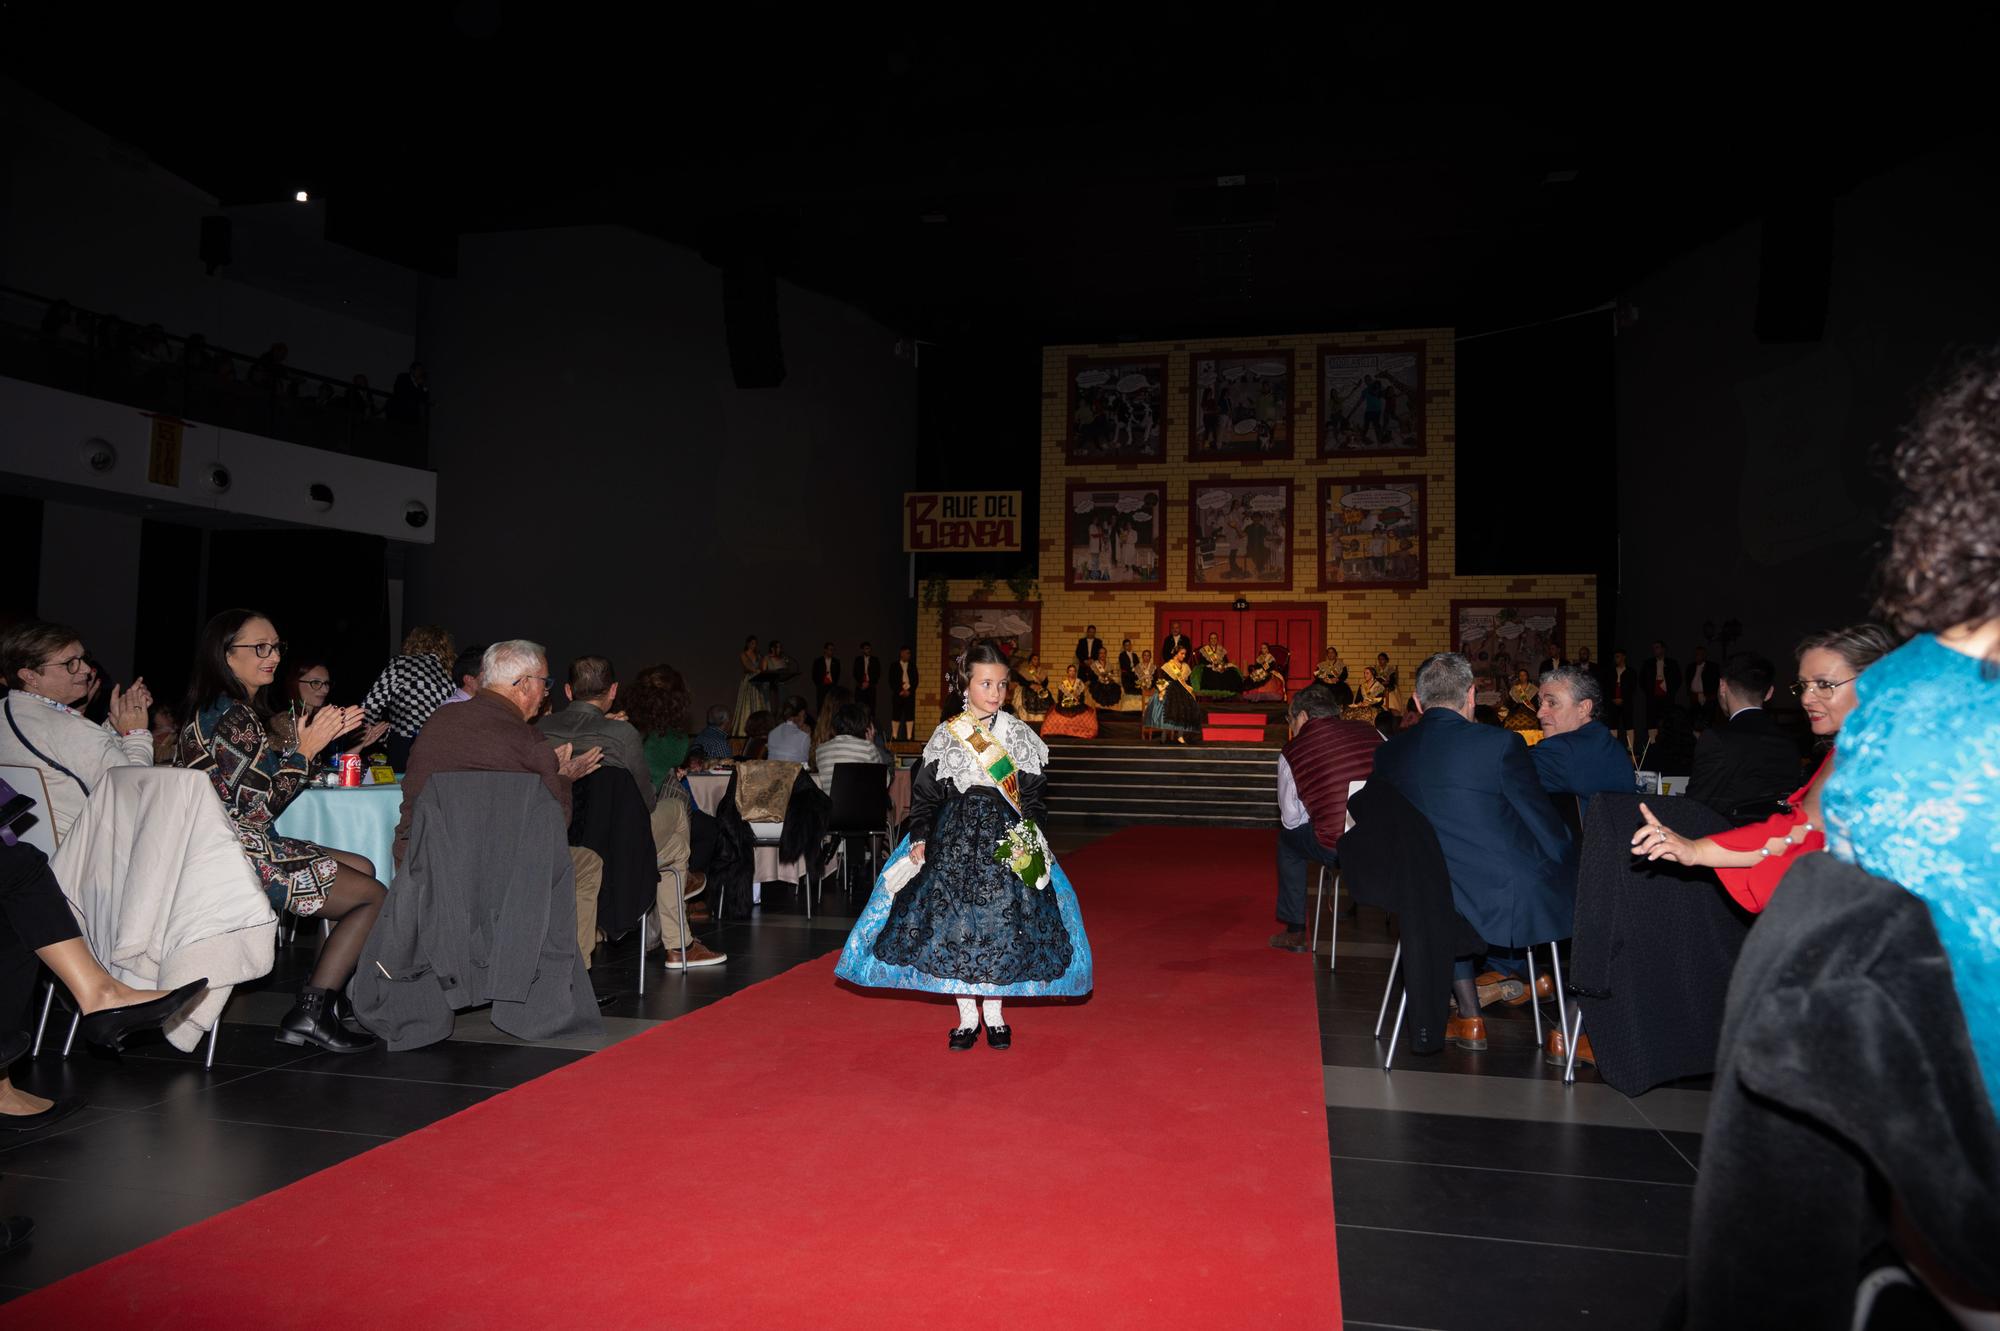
[4,828,1338,1329]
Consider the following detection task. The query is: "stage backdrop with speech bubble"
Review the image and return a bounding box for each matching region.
[1319,477,1427,590]
[1189,349,1294,461]
[1187,481,1293,590]
[1066,355,1166,461]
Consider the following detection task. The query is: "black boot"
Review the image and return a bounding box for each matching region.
[330,989,365,1033]
[276,987,377,1054]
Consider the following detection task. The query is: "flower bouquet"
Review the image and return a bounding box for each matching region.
[993,819,1052,890]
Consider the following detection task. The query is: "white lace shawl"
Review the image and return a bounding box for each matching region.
[920,712,1048,794]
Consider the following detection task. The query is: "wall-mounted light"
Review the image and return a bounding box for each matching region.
[294,190,310,203]
[203,463,232,494]
[79,437,117,474]
[403,500,430,529]
[307,482,335,512]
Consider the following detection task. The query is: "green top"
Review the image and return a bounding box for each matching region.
[643,730,692,789]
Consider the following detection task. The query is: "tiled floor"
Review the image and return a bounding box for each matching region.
[0,830,1703,1329]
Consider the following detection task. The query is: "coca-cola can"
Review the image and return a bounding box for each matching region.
[337,753,363,787]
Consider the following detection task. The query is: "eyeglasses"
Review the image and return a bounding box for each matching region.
[514,675,552,690]
[228,641,287,659]
[36,654,90,675]
[1788,676,1856,698]
[298,678,332,691]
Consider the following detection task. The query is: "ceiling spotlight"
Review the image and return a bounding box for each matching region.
[295,190,310,203]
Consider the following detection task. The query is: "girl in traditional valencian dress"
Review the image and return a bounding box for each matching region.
[1146,646,1202,744]
[836,642,1093,1049]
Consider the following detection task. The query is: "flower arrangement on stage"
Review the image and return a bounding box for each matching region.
[994,820,1051,890]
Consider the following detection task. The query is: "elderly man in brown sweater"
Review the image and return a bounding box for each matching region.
[395,639,604,960]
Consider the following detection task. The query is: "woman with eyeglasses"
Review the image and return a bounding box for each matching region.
[1630,624,1898,912]
[177,609,386,1053]
[275,659,390,758]
[0,620,155,842]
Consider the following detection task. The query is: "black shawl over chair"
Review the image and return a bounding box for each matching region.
[566,769,658,933]
[711,768,831,920]
[1567,793,1747,1096]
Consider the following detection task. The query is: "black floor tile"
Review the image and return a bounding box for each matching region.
[280,1041,587,1089]
[0,1109,381,1198]
[1327,1107,1698,1184]
[0,1173,236,1295]
[9,1052,269,1112]
[114,1021,331,1070]
[1332,1156,1692,1255]
[1336,1223,1684,1331]
[152,1068,498,1138]
[1662,1131,1703,1169]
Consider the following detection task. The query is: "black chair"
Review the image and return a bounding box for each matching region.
[826,763,892,896]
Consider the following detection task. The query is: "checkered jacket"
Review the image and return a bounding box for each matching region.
[361,653,455,739]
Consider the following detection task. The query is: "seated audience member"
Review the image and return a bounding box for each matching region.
[812,701,888,795]
[0,621,153,840]
[810,686,854,767]
[178,609,386,1053]
[624,664,695,794]
[275,658,390,757]
[1530,665,1634,815]
[692,705,733,760]
[741,710,775,760]
[1634,625,1896,914]
[1372,653,1575,1051]
[1270,686,1381,952]
[538,655,722,970]
[361,625,458,770]
[0,840,207,1128]
[765,696,813,764]
[148,702,180,764]
[1686,652,1801,822]
[440,644,486,707]
[1824,355,2000,1118]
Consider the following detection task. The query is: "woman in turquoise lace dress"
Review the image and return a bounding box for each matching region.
[1822,348,2000,1110]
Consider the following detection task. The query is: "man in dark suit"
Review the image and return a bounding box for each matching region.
[1688,652,1802,823]
[890,646,919,741]
[812,642,841,710]
[1372,652,1575,1052]
[1162,621,1192,662]
[1532,665,1636,817]
[852,642,880,719]
[1117,637,1140,691]
[1074,624,1104,668]
[1535,643,1566,680]
[1645,639,1682,714]
[1605,649,1634,751]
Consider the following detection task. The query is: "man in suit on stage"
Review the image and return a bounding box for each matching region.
[1117,637,1140,690]
[1645,639,1682,713]
[1162,621,1192,662]
[853,642,881,720]
[1074,624,1104,668]
[890,646,919,741]
[1688,652,1801,823]
[1372,653,1576,1052]
[1536,643,1566,680]
[812,642,841,710]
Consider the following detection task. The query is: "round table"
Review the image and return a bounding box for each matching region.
[275,783,402,881]
[683,767,912,886]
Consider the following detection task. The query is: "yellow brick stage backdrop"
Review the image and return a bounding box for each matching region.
[916,327,1596,716]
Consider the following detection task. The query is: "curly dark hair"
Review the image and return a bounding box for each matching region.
[1875,346,2000,665]
[622,663,691,737]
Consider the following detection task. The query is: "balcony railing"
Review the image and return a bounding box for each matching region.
[0,285,428,467]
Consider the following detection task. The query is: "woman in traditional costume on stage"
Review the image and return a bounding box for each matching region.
[1012,652,1053,723]
[757,640,793,714]
[836,640,1093,1050]
[1240,642,1287,702]
[1084,647,1123,708]
[1197,633,1245,694]
[730,635,764,736]
[1147,645,1202,744]
[1507,667,1538,713]
[1040,664,1098,739]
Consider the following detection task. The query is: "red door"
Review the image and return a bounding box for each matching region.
[1153,602,1323,689]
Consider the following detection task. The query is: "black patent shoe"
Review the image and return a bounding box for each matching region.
[985,1024,1012,1051]
[76,978,209,1052]
[275,987,378,1054]
[947,1026,979,1052]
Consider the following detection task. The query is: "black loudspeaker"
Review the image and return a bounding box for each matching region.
[1755,197,1833,344]
[200,216,233,275]
[722,258,786,389]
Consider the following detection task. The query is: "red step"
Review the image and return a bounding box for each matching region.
[1205,712,1266,727]
[1202,726,1265,743]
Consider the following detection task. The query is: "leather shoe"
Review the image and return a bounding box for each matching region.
[985,1024,1012,1051]
[1502,972,1555,1006]
[1445,1015,1488,1050]
[1269,929,1307,952]
[77,978,209,1052]
[0,1096,81,1132]
[1545,1026,1596,1067]
[947,1026,979,1051]
[1474,973,1525,1007]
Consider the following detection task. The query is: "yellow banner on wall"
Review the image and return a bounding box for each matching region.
[903,490,1022,552]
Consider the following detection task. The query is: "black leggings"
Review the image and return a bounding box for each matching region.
[0,842,85,1035]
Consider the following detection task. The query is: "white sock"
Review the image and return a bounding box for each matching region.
[981,999,1005,1029]
[955,998,979,1030]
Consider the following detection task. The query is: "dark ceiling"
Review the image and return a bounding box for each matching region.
[2,4,1941,345]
